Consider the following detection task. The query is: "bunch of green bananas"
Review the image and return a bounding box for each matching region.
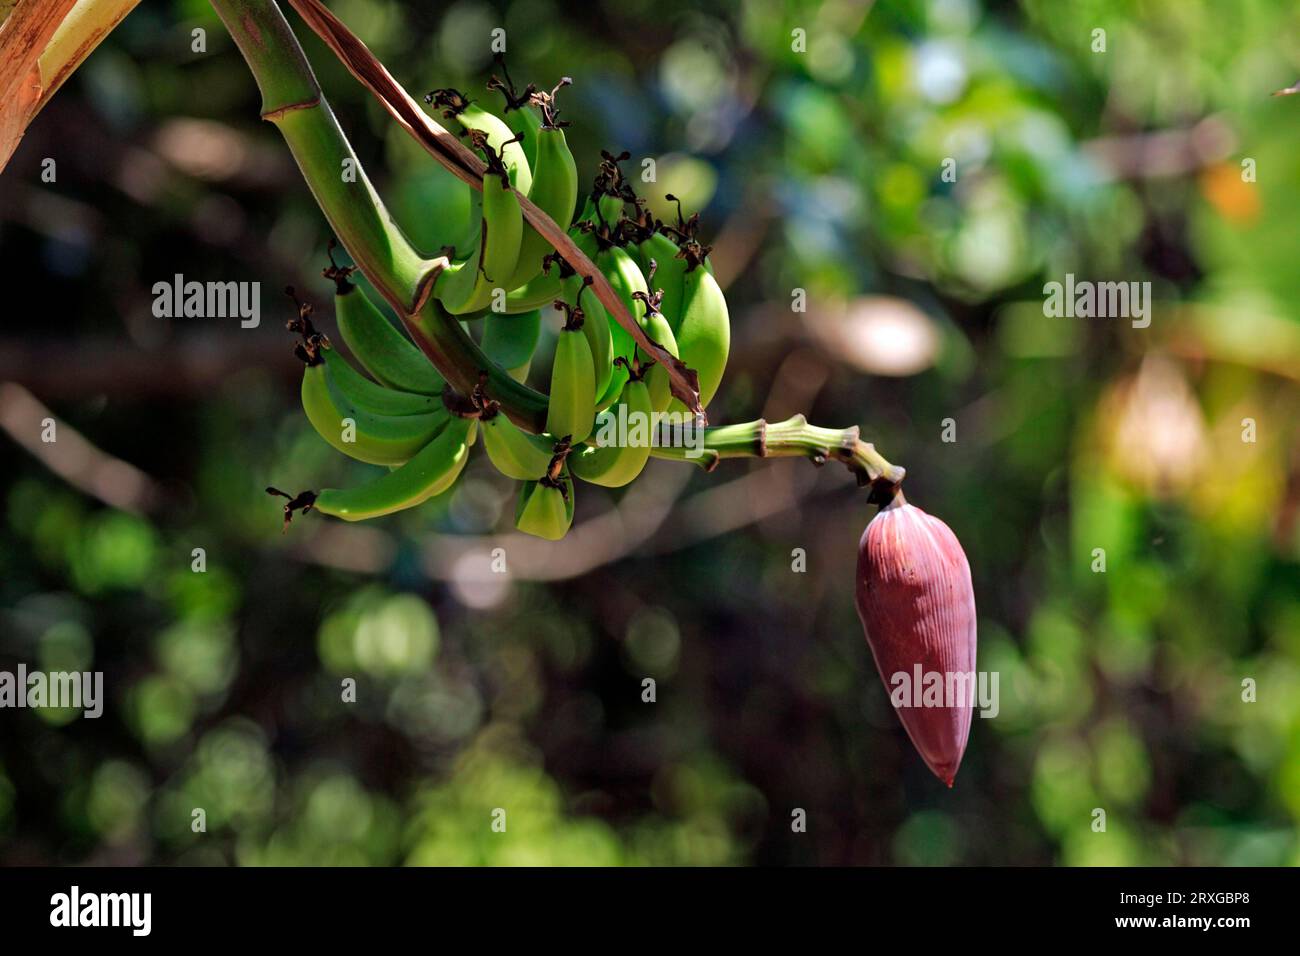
[271,67,732,542]
[270,286,474,524]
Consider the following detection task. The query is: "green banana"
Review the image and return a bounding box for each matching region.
[503,273,562,313]
[593,242,648,408]
[425,91,530,315]
[475,72,579,296]
[487,57,542,170]
[425,88,532,192]
[503,115,579,293]
[635,230,689,336]
[474,152,525,299]
[630,264,680,415]
[433,139,524,315]
[331,274,443,395]
[319,347,441,417]
[639,327,681,413]
[500,192,597,317]
[546,297,597,444]
[501,96,541,171]
[667,245,730,413]
[481,411,563,480]
[514,468,575,540]
[300,360,449,466]
[596,193,625,226]
[569,376,653,487]
[422,90,523,258]
[313,416,474,521]
[560,274,612,400]
[481,308,541,382]
[572,195,597,228]
[590,148,637,229]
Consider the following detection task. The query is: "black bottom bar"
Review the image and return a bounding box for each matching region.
[0,866,1290,942]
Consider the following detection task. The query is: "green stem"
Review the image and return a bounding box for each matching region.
[211,0,427,311]
[406,301,549,433]
[210,0,551,430]
[650,414,905,488]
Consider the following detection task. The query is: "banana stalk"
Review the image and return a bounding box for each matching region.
[650,415,905,490]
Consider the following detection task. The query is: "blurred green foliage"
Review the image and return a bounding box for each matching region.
[1,0,1300,866]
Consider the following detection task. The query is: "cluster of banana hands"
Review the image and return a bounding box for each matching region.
[269,70,730,541]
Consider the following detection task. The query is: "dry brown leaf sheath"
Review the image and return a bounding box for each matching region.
[0,0,78,171]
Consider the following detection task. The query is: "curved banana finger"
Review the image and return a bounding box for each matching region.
[502,81,579,292]
[593,242,646,409]
[488,58,543,170]
[569,375,653,488]
[667,241,729,413]
[504,273,563,312]
[546,296,597,444]
[636,231,689,336]
[423,89,524,258]
[434,134,524,315]
[425,88,532,192]
[325,250,443,395]
[319,348,442,417]
[629,262,681,415]
[481,308,541,382]
[313,416,474,521]
[556,274,613,401]
[514,467,575,540]
[301,360,448,466]
[482,412,565,480]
